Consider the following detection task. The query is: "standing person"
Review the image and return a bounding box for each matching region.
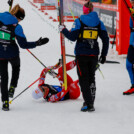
[0,4,49,111]
[59,1,109,112]
[32,60,80,102]
[123,0,134,95]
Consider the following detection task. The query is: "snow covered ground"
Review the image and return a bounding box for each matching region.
[0,0,134,134]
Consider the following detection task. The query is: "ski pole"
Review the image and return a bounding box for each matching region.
[65,54,120,64]
[9,76,41,104]
[7,1,55,76]
[68,4,75,20]
[8,0,13,12]
[96,64,105,79]
[27,49,61,78]
[9,62,60,104]
[64,3,105,79]
[123,0,131,10]
[111,31,116,49]
[66,54,75,58]
[26,49,56,76]
[27,49,47,68]
[123,0,134,21]
[65,54,104,78]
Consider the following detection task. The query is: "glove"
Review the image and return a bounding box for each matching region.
[36,37,49,46]
[58,59,62,66]
[59,25,65,32]
[99,55,106,64]
[8,0,12,6]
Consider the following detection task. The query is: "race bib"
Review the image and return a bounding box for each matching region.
[83,30,98,39]
[0,31,15,40]
[0,31,11,40]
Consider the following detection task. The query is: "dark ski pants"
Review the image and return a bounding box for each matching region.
[126,58,134,86]
[127,45,134,87]
[76,55,98,106]
[0,56,20,101]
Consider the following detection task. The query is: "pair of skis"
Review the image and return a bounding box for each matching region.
[58,0,67,91]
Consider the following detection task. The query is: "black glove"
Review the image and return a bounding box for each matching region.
[99,55,106,64]
[8,0,12,6]
[36,37,49,46]
[58,59,62,66]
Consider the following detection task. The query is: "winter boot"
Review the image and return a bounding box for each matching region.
[123,86,134,95]
[8,86,15,98]
[2,101,9,111]
[123,88,134,95]
[81,102,95,112]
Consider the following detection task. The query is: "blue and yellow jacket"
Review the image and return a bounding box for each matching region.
[129,17,134,46]
[62,11,109,56]
[127,17,134,63]
[0,12,36,59]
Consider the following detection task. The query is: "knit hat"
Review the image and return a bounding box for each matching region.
[83,6,90,14]
[10,4,25,20]
[83,2,93,14]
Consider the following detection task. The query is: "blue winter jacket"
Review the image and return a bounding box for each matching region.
[127,17,134,63]
[62,11,109,56]
[0,12,36,59]
[129,17,134,46]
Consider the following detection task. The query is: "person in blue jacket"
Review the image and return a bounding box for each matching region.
[59,1,109,112]
[0,4,49,111]
[123,0,134,95]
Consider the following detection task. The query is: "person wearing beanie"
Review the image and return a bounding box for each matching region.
[0,4,49,111]
[59,1,109,112]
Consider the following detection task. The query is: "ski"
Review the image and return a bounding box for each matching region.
[58,0,67,90]
[65,54,120,64]
[105,60,120,64]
